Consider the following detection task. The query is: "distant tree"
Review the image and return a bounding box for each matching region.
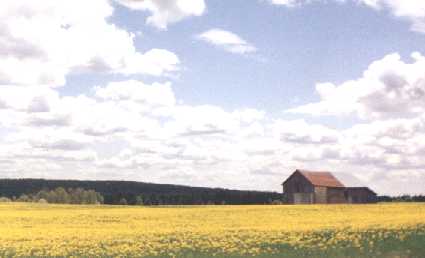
[143,196,151,205]
[46,190,57,203]
[135,195,144,205]
[11,187,105,205]
[38,198,48,204]
[69,188,84,204]
[54,187,70,204]
[119,198,128,205]
[96,192,104,204]
[17,194,31,202]
[35,189,50,202]
[0,197,11,202]
[270,199,282,205]
[86,190,99,204]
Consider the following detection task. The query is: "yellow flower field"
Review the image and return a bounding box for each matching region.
[0,203,424,257]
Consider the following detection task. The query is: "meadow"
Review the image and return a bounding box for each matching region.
[0,203,424,258]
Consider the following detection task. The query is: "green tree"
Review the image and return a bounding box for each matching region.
[135,195,144,205]
[119,198,128,205]
[35,189,50,202]
[38,198,48,204]
[0,197,11,202]
[17,194,31,202]
[86,190,98,204]
[54,187,70,204]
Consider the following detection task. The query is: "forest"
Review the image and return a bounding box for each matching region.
[0,179,282,205]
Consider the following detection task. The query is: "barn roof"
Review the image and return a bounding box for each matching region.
[299,170,345,188]
[345,187,377,195]
[282,169,345,188]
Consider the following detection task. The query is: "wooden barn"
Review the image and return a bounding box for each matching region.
[345,187,377,204]
[282,169,377,204]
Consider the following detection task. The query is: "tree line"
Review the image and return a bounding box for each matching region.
[0,187,104,204]
[377,195,425,202]
[0,179,282,205]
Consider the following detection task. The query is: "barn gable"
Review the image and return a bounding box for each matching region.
[281,170,315,204]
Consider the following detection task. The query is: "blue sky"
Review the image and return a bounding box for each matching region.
[66,0,425,117]
[1,0,425,195]
[111,1,424,111]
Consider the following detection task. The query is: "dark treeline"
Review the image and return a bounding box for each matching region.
[377,195,425,202]
[0,179,282,205]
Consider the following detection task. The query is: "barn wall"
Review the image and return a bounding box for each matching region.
[294,193,313,204]
[314,187,327,204]
[327,188,347,204]
[282,172,314,204]
[346,188,377,203]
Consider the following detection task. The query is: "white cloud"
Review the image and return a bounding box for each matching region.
[268,0,425,33]
[119,49,179,76]
[273,119,339,144]
[1,77,425,194]
[360,0,425,32]
[197,29,257,54]
[95,80,176,107]
[269,0,309,7]
[116,0,206,29]
[0,86,59,112]
[288,52,425,119]
[0,0,179,87]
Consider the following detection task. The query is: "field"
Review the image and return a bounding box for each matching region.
[0,203,424,257]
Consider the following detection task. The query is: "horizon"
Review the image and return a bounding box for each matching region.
[0,172,420,197]
[1,0,425,196]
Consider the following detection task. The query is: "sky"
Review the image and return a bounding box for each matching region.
[1,0,425,195]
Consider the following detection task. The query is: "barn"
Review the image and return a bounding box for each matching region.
[281,169,377,204]
[345,187,377,204]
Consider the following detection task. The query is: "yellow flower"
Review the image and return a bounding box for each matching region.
[0,203,423,257]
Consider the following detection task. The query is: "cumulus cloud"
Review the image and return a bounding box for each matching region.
[288,52,425,119]
[1,76,425,194]
[95,80,176,107]
[197,29,257,54]
[0,86,59,112]
[0,0,179,87]
[26,114,72,127]
[361,0,425,33]
[268,0,425,33]
[116,0,206,29]
[273,119,339,144]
